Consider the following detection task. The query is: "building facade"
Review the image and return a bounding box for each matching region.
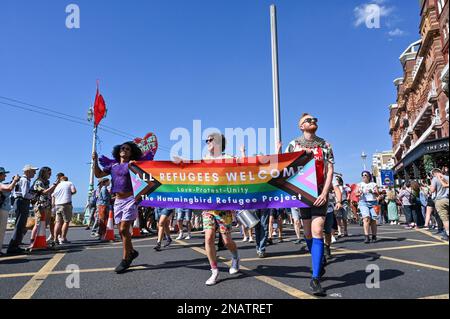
[389,0,449,181]
[372,151,395,185]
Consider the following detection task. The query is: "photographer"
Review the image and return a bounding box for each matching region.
[7,165,38,255]
[0,167,20,256]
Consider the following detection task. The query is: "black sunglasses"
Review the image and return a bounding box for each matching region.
[206,138,214,144]
[302,118,318,125]
[121,146,131,151]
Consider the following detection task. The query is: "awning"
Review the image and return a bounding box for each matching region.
[394,137,449,174]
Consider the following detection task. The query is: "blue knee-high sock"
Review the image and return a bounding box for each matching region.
[305,238,313,252]
[311,238,324,279]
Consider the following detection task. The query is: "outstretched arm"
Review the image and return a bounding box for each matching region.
[93,152,109,178]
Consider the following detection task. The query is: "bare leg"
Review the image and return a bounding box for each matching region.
[119,221,133,260]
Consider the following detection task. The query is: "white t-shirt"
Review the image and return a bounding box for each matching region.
[358,182,378,202]
[52,181,76,205]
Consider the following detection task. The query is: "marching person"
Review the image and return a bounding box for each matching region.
[176,208,193,240]
[285,113,336,296]
[154,208,175,251]
[0,168,20,256]
[202,133,243,286]
[7,165,38,255]
[93,141,142,273]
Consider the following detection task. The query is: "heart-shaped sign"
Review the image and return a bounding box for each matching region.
[134,132,158,160]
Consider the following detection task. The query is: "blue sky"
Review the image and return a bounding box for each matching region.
[0,0,420,207]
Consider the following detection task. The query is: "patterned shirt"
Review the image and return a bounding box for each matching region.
[285,135,335,192]
[33,179,52,209]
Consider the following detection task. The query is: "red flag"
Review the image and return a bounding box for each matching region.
[94,83,106,127]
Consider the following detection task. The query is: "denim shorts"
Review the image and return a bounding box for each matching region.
[359,201,378,220]
[176,208,192,221]
[291,207,301,221]
[154,208,174,221]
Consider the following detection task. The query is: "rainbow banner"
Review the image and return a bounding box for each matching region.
[129,151,319,210]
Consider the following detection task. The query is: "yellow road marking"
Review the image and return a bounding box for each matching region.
[375,236,441,244]
[416,229,449,245]
[419,293,449,299]
[0,255,28,262]
[176,239,316,299]
[12,253,66,299]
[334,246,449,272]
[87,243,192,250]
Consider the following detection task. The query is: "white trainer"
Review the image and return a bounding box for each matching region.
[229,258,240,275]
[185,234,191,240]
[176,233,184,240]
[205,269,219,286]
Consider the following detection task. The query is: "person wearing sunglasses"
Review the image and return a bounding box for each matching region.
[357,171,379,244]
[202,132,245,286]
[285,113,338,296]
[93,141,143,274]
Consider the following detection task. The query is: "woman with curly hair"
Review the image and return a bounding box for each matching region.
[93,141,143,274]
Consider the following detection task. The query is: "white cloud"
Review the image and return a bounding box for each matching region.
[353,2,394,27]
[388,28,405,36]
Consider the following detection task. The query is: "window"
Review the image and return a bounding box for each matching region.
[438,0,446,14]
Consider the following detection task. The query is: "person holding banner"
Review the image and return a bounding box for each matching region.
[93,142,142,274]
[202,133,242,286]
[285,113,337,296]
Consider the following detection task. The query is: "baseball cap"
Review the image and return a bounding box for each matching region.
[22,164,39,172]
[0,167,10,174]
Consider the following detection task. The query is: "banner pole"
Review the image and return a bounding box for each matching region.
[270,4,282,153]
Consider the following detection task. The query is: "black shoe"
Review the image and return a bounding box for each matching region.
[163,238,172,248]
[85,226,91,230]
[131,249,139,261]
[371,235,377,243]
[154,242,162,252]
[310,278,326,296]
[6,247,26,255]
[267,238,273,246]
[115,259,132,274]
[364,236,370,244]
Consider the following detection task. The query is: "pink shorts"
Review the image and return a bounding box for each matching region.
[114,196,138,224]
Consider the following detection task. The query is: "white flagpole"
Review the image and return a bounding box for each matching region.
[270,4,282,153]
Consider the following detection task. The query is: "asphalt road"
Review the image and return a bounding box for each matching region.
[0,223,448,300]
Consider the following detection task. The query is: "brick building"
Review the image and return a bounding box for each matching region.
[389,0,449,181]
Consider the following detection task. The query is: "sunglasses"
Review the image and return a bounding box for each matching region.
[302,118,318,125]
[206,138,214,144]
[121,146,131,151]
[362,174,370,177]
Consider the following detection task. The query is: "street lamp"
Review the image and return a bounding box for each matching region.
[361,151,367,171]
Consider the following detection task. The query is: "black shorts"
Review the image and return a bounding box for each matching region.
[324,213,337,234]
[270,208,284,219]
[427,198,435,208]
[300,205,328,219]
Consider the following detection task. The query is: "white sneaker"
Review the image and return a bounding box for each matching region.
[205,269,219,286]
[331,236,337,243]
[176,233,184,240]
[229,258,240,275]
[185,234,191,240]
[249,238,254,243]
[242,237,248,242]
